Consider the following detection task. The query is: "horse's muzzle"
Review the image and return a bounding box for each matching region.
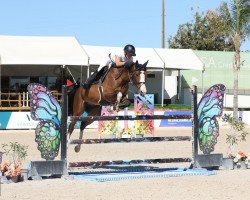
[139,83,147,96]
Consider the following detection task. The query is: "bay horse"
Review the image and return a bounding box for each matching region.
[68,60,148,152]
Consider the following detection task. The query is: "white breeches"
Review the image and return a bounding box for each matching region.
[98,56,113,71]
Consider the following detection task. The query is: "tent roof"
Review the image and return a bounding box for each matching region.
[154,48,204,70]
[0,36,204,70]
[0,35,89,65]
[82,45,122,66]
[82,45,164,68]
[82,45,204,70]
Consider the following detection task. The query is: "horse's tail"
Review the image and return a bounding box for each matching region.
[67,85,79,116]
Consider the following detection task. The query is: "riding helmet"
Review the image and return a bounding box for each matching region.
[124,44,136,56]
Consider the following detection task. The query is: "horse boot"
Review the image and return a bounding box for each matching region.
[82,70,99,89]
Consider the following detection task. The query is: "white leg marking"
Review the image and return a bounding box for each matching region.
[139,71,147,95]
[117,92,122,104]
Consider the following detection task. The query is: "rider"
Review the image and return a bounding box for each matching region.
[82,44,136,89]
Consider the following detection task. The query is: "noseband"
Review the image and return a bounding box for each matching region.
[129,68,146,90]
[114,64,146,90]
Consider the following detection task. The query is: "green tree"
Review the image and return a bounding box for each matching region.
[219,0,250,120]
[168,10,234,51]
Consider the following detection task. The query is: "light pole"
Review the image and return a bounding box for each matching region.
[161,0,166,106]
[162,0,165,48]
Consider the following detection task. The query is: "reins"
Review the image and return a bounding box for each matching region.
[114,67,125,80]
[112,62,146,91]
[114,66,137,87]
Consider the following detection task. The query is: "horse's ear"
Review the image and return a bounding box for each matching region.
[143,60,148,68]
[136,60,138,65]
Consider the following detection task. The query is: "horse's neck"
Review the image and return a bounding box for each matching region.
[105,67,129,87]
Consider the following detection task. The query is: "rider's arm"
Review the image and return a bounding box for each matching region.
[114,55,125,67]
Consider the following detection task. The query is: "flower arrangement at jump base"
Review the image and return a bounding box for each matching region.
[229,151,250,169]
[222,114,249,165]
[121,127,134,138]
[0,142,28,182]
[1,161,22,177]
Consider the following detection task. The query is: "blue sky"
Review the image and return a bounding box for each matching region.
[0,0,249,50]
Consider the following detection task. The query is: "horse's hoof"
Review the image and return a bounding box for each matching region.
[74,145,81,153]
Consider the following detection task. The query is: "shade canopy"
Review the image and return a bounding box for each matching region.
[154,48,204,70]
[0,35,89,66]
[82,45,204,71]
[0,36,204,71]
[82,45,165,69]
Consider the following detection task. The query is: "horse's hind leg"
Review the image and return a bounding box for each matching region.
[68,119,77,138]
[74,121,93,152]
[68,87,85,138]
[74,105,102,152]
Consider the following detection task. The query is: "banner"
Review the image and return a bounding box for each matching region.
[159,111,192,127]
[0,112,38,129]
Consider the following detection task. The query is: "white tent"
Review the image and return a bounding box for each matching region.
[0,36,205,105]
[81,45,205,105]
[82,45,165,70]
[82,45,204,71]
[154,48,204,70]
[0,35,89,94]
[153,48,204,104]
[0,35,88,65]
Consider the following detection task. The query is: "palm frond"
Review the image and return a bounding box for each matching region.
[219,0,250,46]
[219,2,234,35]
[236,0,250,33]
[241,23,250,40]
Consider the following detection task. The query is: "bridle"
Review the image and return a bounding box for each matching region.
[129,70,145,90]
[127,64,146,92]
[113,62,147,92]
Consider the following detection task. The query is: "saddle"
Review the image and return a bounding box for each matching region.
[93,65,116,106]
[92,66,109,85]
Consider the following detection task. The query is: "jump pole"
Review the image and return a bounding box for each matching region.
[61,85,222,170]
[29,85,221,179]
[60,85,200,169]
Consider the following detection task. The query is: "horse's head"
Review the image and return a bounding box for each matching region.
[126,60,148,96]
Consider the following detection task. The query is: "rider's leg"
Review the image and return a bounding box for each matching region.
[82,55,112,89]
[82,70,99,89]
[83,64,111,89]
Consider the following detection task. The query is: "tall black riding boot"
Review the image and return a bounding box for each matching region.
[83,70,99,89]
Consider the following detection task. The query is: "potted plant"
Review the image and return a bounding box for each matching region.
[0,142,28,182]
[222,114,249,170]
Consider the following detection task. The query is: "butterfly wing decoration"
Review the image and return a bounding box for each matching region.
[197,84,226,154]
[27,83,62,160]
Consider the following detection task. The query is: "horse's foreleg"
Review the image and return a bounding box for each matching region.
[118,96,131,110]
[114,92,123,111]
[122,97,131,107]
